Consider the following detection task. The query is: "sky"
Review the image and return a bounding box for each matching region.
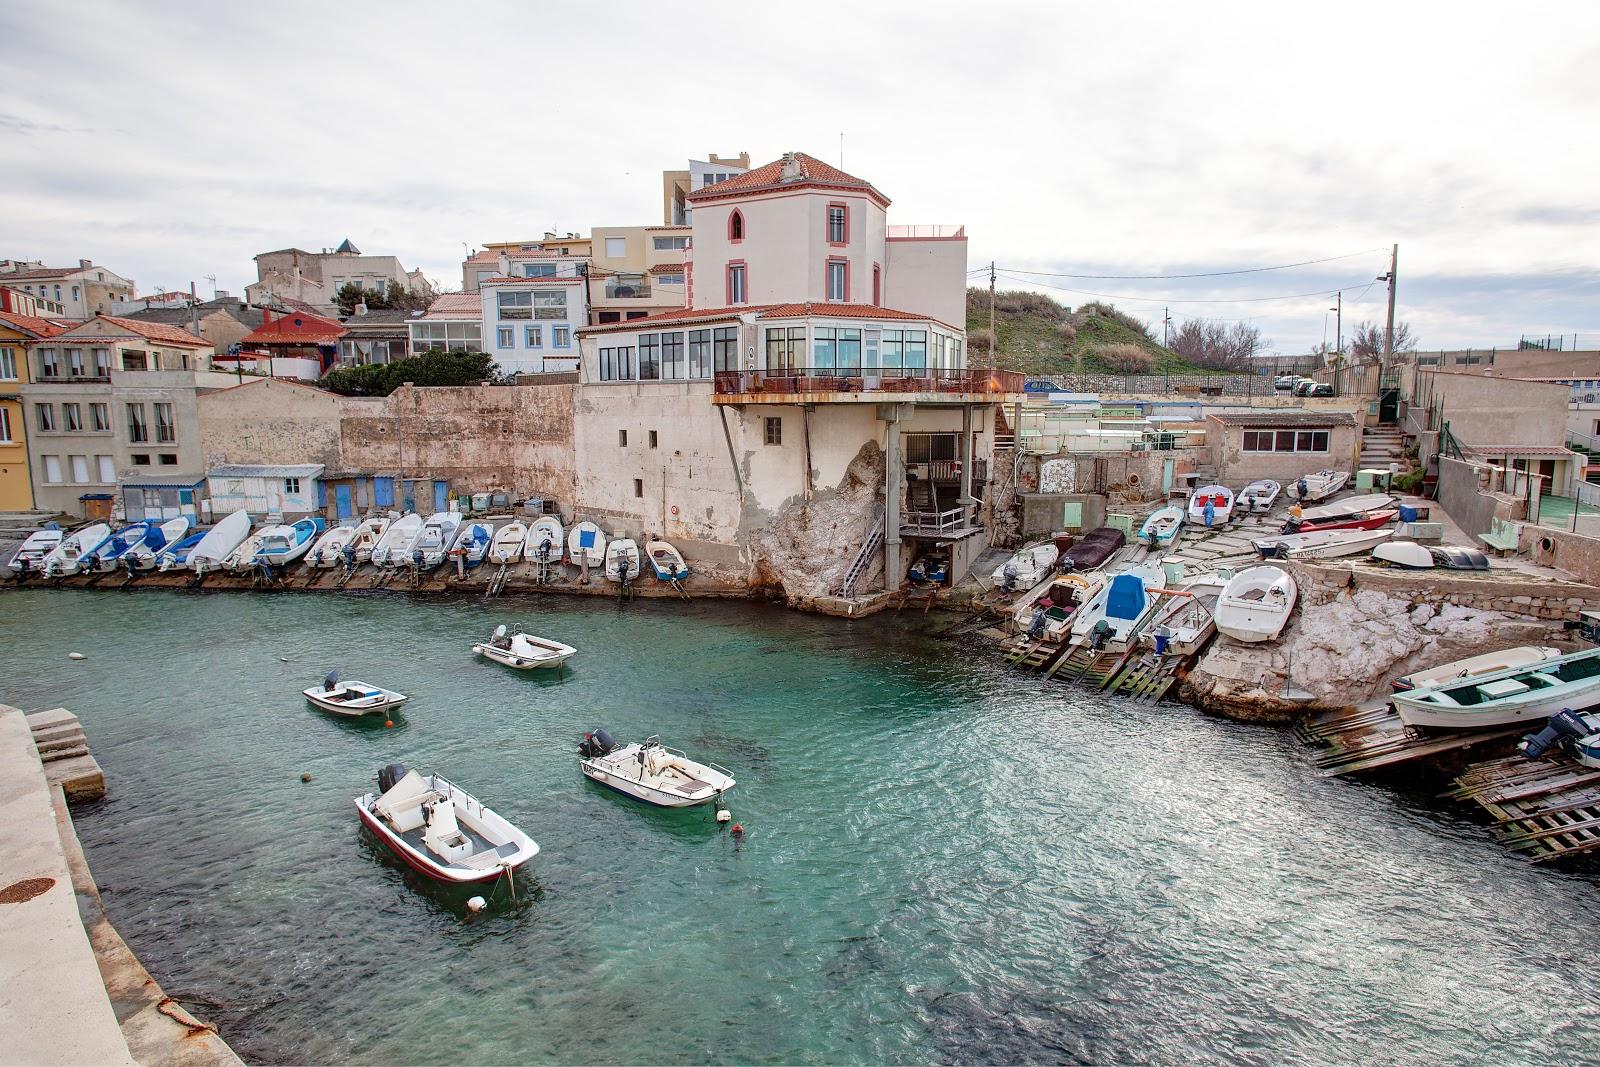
[2,1,1597,355]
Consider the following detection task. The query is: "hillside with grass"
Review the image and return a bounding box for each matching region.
[965,289,1218,377]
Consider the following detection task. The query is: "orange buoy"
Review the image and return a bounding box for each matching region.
[384,720,394,728]
[731,823,744,835]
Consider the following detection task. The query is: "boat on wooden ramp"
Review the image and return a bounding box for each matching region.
[577,730,735,808]
[253,518,325,567]
[490,521,528,564]
[1059,526,1126,572]
[992,541,1059,589]
[184,509,252,574]
[528,517,565,565]
[369,513,424,567]
[1292,469,1350,502]
[646,539,690,581]
[307,523,358,567]
[1137,505,1184,548]
[7,527,63,575]
[449,521,494,568]
[606,538,642,582]
[567,521,605,568]
[222,524,275,574]
[1013,571,1106,638]
[304,670,408,718]
[118,517,193,572]
[1393,646,1600,730]
[356,762,538,885]
[1212,565,1297,643]
[1142,571,1230,656]
[473,624,575,670]
[1253,526,1393,560]
[1068,564,1166,649]
[151,528,206,571]
[1238,479,1281,513]
[412,511,463,569]
[39,522,111,577]
[1393,646,1563,693]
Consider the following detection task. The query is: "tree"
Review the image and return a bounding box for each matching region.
[1170,319,1271,371]
[1348,320,1417,362]
[320,349,499,396]
[1096,342,1155,374]
[334,280,433,316]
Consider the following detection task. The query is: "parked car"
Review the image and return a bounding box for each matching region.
[1308,383,1335,397]
[1273,375,1301,390]
[1293,380,1327,396]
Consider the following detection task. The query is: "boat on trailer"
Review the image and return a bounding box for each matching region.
[8,528,63,575]
[1393,646,1563,694]
[473,624,576,670]
[1137,505,1184,548]
[1213,565,1297,643]
[1238,479,1281,513]
[1392,646,1600,729]
[1292,469,1350,502]
[356,763,539,885]
[577,730,736,808]
[304,671,408,718]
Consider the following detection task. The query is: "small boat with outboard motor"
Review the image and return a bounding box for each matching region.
[472,624,576,670]
[577,730,736,808]
[490,521,527,564]
[39,523,111,577]
[991,541,1059,590]
[646,539,689,581]
[1392,646,1600,729]
[1067,564,1167,651]
[1238,479,1281,513]
[355,762,539,885]
[369,513,424,568]
[1137,505,1184,548]
[1291,469,1351,502]
[527,517,564,565]
[303,670,408,718]
[152,528,207,571]
[1289,493,1394,525]
[185,510,252,575]
[412,511,463,569]
[567,520,605,568]
[7,527,63,575]
[606,538,642,583]
[119,517,193,572]
[307,523,358,567]
[1059,526,1126,572]
[448,521,494,569]
[1212,565,1297,643]
[253,518,324,567]
[1187,484,1234,526]
[1253,526,1393,560]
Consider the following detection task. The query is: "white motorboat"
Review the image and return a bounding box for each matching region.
[577,730,736,808]
[355,763,539,885]
[1238,479,1281,513]
[222,525,274,573]
[39,523,111,577]
[85,522,162,574]
[1291,469,1350,502]
[645,539,690,581]
[1137,505,1184,548]
[490,521,528,565]
[412,511,463,569]
[307,524,358,568]
[1187,484,1235,526]
[152,529,207,570]
[1254,526,1393,560]
[1068,564,1166,649]
[1213,565,1298,643]
[448,521,494,569]
[369,513,424,567]
[120,517,192,571]
[472,624,576,670]
[569,520,608,569]
[606,537,642,582]
[1393,647,1600,730]
[253,518,324,567]
[347,516,391,564]
[186,510,252,575]
[1141,571,1230,656]
[991,542,1060,590]
[1372,541,1435,569]
[1013,571,1106,639]
[7,528,63,575]
[527,517,564,565]
[304,671,408,718]
[1393,646,1563,694]
[1290,494,1396,524]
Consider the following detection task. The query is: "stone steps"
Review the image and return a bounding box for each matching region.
[24,709,105,802]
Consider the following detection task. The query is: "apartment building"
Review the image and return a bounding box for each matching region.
[662,152,751,225]
[587,225,689,324]
[0,259,135,317]
[21,314,232,514]
[246,240,431,314]
[462,235,592,293]
[0,310,70,510]
[480,265,588,376]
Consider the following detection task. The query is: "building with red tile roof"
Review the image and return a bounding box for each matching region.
[0,259,135,318]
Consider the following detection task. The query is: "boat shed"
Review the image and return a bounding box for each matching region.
[205,463,324,520]
[1206,409,1361,486]
[119,473,207,521]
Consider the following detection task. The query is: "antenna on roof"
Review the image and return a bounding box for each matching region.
[840,132,844,168]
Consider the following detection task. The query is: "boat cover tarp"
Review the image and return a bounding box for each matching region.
[1105,573,1147,621]
[1062,527,1126,570]
[1430,547,1489,570]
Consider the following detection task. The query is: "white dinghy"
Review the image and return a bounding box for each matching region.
[472,624,576,670]
[1137,506,1184,548]
[412,511,463,569]
[646,539,690,581]
[567,521,606,568]
[355,763,539,886]
[1253,526,1393,560]
[606,538,642,583]
[1187,484,1235,526]
[222,525,274,574]
[1213,565,1298,643]
[490,521,528,565]
[39,523,111,577]
[991,542,1060,591]
[527,517,564,566]
[577,730,736,808]
[185,509,252,575]
[369,513,424,567]
[120,517,193,572]
[307,524,358,568]
[1142,571,1230,657]
[1372,541,1435,569]
[1238,479,1281,513]
[1291,469,1350,502]
[7,528,63,575]
[1393,646,1563,693]
[304,670,408,718]
[347,516,391,564]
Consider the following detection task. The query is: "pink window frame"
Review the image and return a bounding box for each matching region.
[728,209,745,244]
[726,260,748,305]
[872,263,881,306]
[826,202,849,247]
[825,257,850,302]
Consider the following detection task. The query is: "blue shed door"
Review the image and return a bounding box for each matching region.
[403,480,417,512]
[433,480,448,513]
[374,477,395,508]
[335,483,353,520]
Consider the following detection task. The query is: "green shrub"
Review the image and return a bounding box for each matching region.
[321,349,499,396]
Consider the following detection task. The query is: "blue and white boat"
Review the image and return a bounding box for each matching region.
[448,521,494,569]
[1393,646,1600,730]
[121,517,193,571]
[41,523,113,577]
[252,517,325,567]
[1137,505,1184,547]
[152,528,207,571]
[646,539,690,582]
[1067,564,1166,650]
[908,555,948,584]
[84,521,162,573]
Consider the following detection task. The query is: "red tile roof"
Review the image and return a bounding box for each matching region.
[479,275,586,285]
[37,314,214,347]
[683,152,889,208]
[648,264,687,275]
[421,293,482,320]
[241,312,347,345]
[0,265,87,281]
[0,311,72,338]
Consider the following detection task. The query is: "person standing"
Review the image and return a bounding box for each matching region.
[1203,496,1216,529]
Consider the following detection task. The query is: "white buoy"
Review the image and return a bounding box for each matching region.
[716,809,731,823]
[67,652,86,660]
[467,896,487,913]
[278,656,289,662]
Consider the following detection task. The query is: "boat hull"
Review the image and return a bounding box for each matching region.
[305,689,407,718]
[579,760,732,808]
[473,643,573,670]
[354,801,526,884]
[1394,688,1600,730]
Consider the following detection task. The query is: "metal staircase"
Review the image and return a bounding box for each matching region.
[838,502,886,597]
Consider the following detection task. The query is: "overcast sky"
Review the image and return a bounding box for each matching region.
[3,1,1596,354]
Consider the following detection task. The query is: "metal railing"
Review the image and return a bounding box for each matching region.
[35,373,111,383]
[713,366,1026,396]
[604,281,652,299]
[901,505,969,533]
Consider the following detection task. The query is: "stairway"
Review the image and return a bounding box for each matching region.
[1358,425,1406,469]
[838,503,886,597]
[25,708,105,801]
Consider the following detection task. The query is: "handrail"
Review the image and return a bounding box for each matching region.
[713,367,1025,396]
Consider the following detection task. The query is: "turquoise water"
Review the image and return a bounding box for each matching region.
[5,588,1600,1064]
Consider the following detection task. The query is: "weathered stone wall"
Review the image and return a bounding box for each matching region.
[1029,447,1206,500]
[198,377,378,469]
[340,382,577,500]
[1019,493,1106,537]
[1517,524,1600,587]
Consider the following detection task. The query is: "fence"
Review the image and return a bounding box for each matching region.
[713,367,1026,396]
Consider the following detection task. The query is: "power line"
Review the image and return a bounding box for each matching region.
[993,270,1381,306]
[980,247,1386,280]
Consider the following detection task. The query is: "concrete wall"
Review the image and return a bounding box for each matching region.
[1019,492,1106,536]
[884,236,966,326]
[1029,447,1208,500]
[341,382,576,501]
[198,378,379,469]
[1211,422,1361,486]
[1291,559,1600,622]
[1517,524,1600,587]
[1414,370,1569,448]
[1435,455,1525,537]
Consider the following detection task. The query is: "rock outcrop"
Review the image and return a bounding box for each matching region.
[747,440,885,600]
[1182,587,1572,722]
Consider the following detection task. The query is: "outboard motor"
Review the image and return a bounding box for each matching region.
[1519,709,1593,759]
[378,762,408,794]
[578,728,618,759]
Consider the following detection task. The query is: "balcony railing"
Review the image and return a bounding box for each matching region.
[902,505,972,534]
[35,373,111,383]
[604,280,653,299]
[713,367,1026,397]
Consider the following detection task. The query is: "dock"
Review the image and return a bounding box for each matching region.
[1446,754,1600,862]
[1294,701,1524,777]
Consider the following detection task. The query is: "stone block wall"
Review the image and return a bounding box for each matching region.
[1517,524,1600,588]
[1290,560,1600,622]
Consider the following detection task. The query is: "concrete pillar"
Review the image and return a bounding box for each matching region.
[958,403,976,509]
[882,402,903,589]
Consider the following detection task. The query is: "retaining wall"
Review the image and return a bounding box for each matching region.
[1291,560,1600,622]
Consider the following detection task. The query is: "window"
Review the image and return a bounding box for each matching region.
[127,403,148,442]
[605,236,627,258]
[1241,428,1331,453]
[90,403,109,431]
[66,348,84,377]
[599,346,635,381]
[905,330,928,372]
[39,348,59,378]
[70,455,88,483]
[765,326,806,374]
[525,326,542,348]
[633,478,644,498]
[92,348,110,375]
[0,348,14,380]
[96,455,114,482]
[626,311,649,320]
[159,453,178,465]
[638,334,661,380]
[826,259,848,301]
[0,407,10,443]
[553,326,571,349]
[71,285,79,301]
[765,417,782,445]
[130,453,151,466]
[836,328,862,373]
[652,236,689,251]
[728,210,745,242]
[619,429,628,447]
[873,264,881,307]
[814,328,835,370]
[36,403,54,431]
[688,330,712,378]
[727,262,747,304]
[63,403,81,431]
[827,203,848,245]
[533,291,568,319]
[660,331,684,379]
[410,322,482,352]
[656,272,685,286]
[155,403,174,443]
[648,430,659,449]
[284,477,301,495]
[713,327,738,372]
[498,327,515,349]
[43,455,62,482]
[497,291,532,319]
[121,350,148,371]
[597,312,621,324]
[524,263,557,278]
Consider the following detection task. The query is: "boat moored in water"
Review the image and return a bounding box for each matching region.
[578,730,735,808]
[473,624,576,670]
[304,671,408,718]
[1212,565,1297,643]
[355,763,539,885]
[1393,646,1600,729]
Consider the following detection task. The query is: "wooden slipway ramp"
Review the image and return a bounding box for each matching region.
[1446,754,1600,862]
[1295,701,1523,777]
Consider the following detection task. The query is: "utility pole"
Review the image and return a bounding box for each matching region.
[988,261,997,369]
[1162,306,1170,347]
[1379,243,1398,373]
[189,281,200,337]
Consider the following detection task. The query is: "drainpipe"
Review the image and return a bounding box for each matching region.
[882,402,904,589]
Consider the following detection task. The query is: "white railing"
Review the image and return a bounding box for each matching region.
[1575,480,1600,508]
[1569,429,1600,454]
[885,224,965,239]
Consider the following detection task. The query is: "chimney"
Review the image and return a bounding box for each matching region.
[355,302,368,316]
[79,258,92,270]
[779,153,802,182]
[261,308,273,325]
[543,231,556,240]
[498,253,510,276]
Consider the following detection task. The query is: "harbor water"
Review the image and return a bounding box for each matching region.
[5,587,1600,1064]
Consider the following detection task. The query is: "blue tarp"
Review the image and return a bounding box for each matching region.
[1105,573,1148,621]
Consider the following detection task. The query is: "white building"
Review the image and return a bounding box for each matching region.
[480,256,588,376]
[0,259,136,318]
[246,240,431,314]
[205,463,324,519]
[408,293,482,355]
